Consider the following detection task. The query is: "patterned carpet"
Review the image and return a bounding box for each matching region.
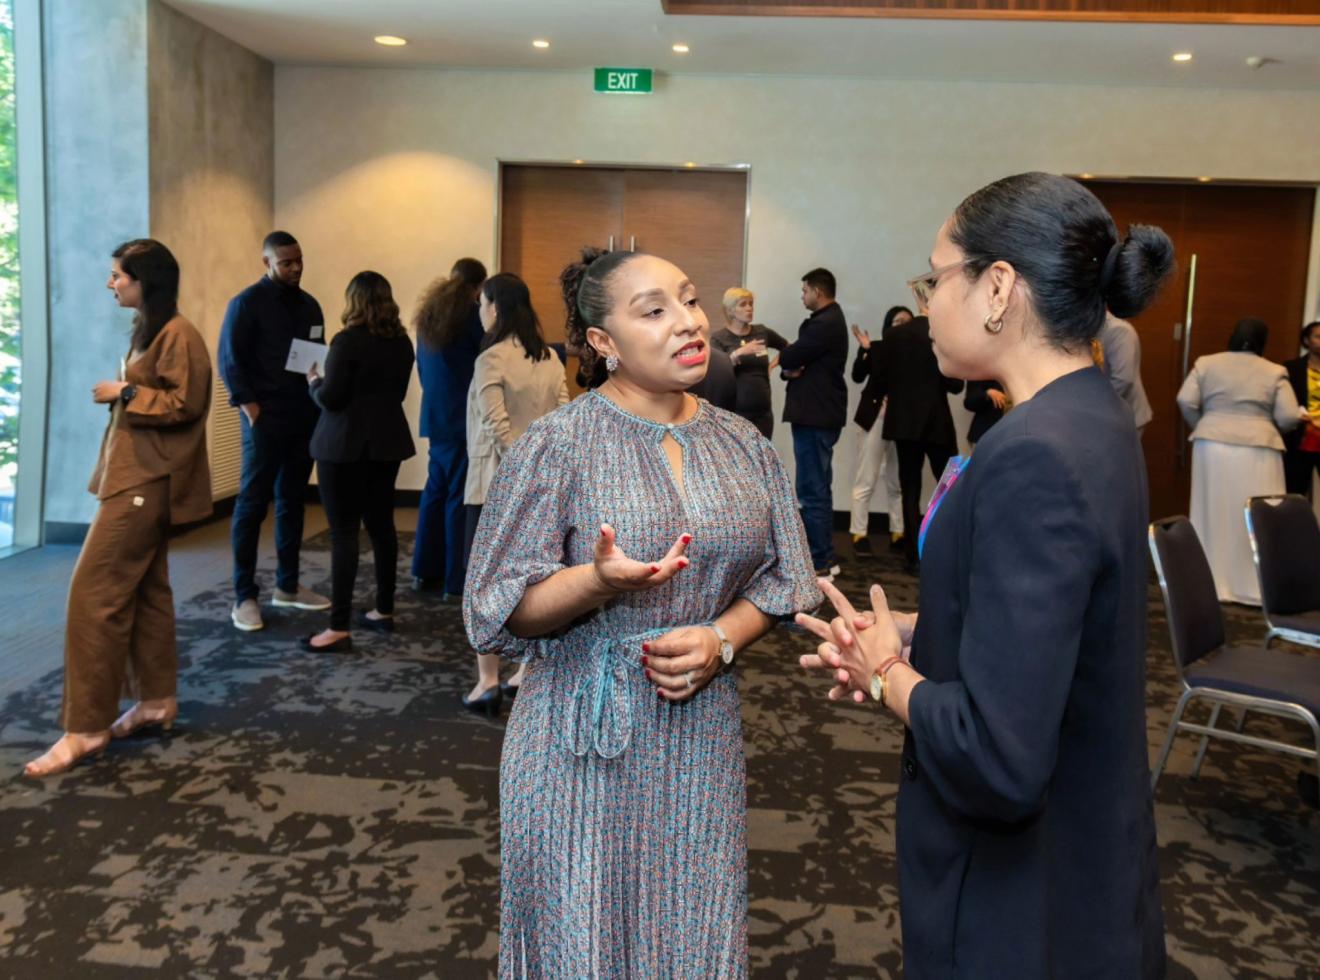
[0,530,1317,978]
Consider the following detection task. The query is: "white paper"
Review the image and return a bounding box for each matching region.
[309,324,324,340]
[285,338,323,374]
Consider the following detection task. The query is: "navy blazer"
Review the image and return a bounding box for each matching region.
[416,307,483,444]
[309,326,416,464]
[779,301,849,429]
[900,367,1165,979]
[867,316,963,444]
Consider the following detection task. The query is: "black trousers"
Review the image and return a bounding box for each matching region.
[316,458,402,631]
[1284,449,1320,499]
[895,440,953,564]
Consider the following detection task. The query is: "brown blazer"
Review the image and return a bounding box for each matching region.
[89,314,213,524]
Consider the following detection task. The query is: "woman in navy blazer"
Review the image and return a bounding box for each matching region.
[303,271,416,653]
[800,173,1175,979]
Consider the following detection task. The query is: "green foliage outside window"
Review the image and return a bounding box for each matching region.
[0,1,18,482]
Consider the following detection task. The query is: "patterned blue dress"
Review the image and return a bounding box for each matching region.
[464,391,821,978]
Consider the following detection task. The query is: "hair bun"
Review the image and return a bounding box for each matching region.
[1104,224,1176,319]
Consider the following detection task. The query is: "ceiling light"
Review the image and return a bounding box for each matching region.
[1079,173,1094,179]
[533,39,550,49]
[1172,52,1193,63]
[573,159,584,165]
[672,44,690,54]
[1197,176,1213,182]
[375,35,407,47]
[684,162,696,168]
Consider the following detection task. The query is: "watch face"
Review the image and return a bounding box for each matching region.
[721,642,734,665]
[870,674,884,702]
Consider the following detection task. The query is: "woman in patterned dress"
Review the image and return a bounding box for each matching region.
[463,247,821,977]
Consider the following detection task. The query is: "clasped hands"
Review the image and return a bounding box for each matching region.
[589,523,720,703]
[796,578,917,706]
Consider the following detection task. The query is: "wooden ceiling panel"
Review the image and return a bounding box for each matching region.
[661,1,1320,26]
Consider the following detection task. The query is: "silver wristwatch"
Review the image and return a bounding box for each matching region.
[710,623,734,665]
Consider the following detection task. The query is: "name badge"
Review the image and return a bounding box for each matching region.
[309,324,324,340]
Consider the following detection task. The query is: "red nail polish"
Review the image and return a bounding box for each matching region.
[682,534,692,544]
[657,690,665,700]
[650,565,660,574]
[678,559,689,569]
[641,656,649,667]
[642,643,650,653]
[645,669,653,681]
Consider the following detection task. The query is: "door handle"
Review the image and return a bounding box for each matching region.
[629,235,637,252]
[607,235,614,252]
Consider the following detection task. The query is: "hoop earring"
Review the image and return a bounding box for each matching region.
[605,354,619,373]
[983,314,1004,335]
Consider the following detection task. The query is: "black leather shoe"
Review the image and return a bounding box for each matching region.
[853,536,874,557]
[300,632,353,653]
[461,685,503,717]
[500,681,521,700]
[356,611,395,633]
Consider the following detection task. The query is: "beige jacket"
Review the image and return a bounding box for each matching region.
[1176,350,1300,451]
[90,315,213,524]
[464,337,569,505]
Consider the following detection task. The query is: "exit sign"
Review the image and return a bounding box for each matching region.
[594,68,653,94]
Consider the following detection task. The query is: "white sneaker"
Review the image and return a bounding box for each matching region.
[272,586,331,611]
[231,598,264,631]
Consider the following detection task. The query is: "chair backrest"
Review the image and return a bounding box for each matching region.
[1246,495,1320,617]
[1148,516,1226,673]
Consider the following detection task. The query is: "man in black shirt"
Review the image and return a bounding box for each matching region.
[217,231,329,631]
[779,267,848,576]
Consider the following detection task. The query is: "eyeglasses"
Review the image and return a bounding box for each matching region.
[906,259,968,308]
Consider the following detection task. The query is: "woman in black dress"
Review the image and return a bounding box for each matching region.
[709,287,788,438]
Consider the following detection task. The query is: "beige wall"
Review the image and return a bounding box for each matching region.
[149,0,273,498]
[275,67,1320,505]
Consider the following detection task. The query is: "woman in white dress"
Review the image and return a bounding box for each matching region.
[1177,317,1303,604]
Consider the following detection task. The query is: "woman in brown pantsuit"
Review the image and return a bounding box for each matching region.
[24,239,212,777]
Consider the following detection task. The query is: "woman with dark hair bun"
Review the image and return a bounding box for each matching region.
[1177,316,1301,604]
[25,239,212,777]
[302,271,416,652]
[463,246,821,974]
[411,257,486,597]
[799,172,1175,978]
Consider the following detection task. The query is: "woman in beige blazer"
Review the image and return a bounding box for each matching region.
[1177,317,1302,604]
[460,273,568,715]
[25,239,212,777]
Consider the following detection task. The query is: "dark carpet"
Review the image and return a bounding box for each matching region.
[0,531,1316,978]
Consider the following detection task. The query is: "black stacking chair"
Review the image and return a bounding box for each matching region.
[1147,516,1320,791]
[1245,495,1320,651]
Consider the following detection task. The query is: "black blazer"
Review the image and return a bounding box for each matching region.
[309,326,417,463]
[779,302,849,429]
[862,316,963,443]
[1284,355,1310,451]
[899,367,1164,979]
[963,380,1005,444]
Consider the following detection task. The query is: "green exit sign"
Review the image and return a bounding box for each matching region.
[594,68,653,95]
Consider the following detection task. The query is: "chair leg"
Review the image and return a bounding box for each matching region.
[1191,703,1222,779]
[1235,710,1248,734]
[1151,689,1194,793]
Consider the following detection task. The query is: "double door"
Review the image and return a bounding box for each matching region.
[1082,180,1315,520]
[499,164,749,392]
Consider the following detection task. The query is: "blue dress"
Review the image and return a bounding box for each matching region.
[464,391,821,978]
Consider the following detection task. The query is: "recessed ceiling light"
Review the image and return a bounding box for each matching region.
[673,44,690,54]
[375,35,407,47]
[684,162,696,168]
[1172,52,1193,63]
[1197,176,1213,182]
[1079,173,1094,179]
[533,39,550,49]
[573,159,584,165]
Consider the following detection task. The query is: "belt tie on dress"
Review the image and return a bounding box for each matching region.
[563,622,712,760]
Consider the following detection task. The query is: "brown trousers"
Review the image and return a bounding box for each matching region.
[62,478,177,732]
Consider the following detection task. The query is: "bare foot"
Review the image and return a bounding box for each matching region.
[111,696,178,738]
[23,731,111,778]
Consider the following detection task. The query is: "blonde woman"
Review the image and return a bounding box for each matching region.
[708,287,788,438]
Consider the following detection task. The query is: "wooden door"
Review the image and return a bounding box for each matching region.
[619,168,749,333]
[1083,180,1315,520]
[500,164,748,393]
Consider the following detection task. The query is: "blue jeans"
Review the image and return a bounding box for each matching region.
[411,440,469,594]
[792,425,840,571]
[231,413,315,602]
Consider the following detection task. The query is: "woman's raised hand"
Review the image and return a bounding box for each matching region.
[851,323,871,349]
[796,579,905,703]
[591,523,691,595]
